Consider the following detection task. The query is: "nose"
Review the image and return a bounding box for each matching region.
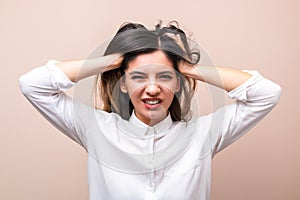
[145,82,161,96]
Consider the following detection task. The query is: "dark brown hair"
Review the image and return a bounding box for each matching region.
[94,21,200,122]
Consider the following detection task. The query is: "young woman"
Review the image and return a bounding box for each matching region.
[19,22,281,200]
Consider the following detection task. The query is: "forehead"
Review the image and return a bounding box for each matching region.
[126,50,174,71]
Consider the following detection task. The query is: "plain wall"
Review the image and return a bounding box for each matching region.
[1,0,299,199]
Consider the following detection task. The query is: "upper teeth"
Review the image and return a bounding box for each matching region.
[145,100,160,105]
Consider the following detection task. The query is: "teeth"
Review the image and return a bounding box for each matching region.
[144,100,160,105]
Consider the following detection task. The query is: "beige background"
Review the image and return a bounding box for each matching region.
[1,0,299,199]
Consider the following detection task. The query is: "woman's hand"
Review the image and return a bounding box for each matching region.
[103,54,124,72]
[178,60,197,79]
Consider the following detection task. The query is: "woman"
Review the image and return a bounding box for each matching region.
[19,22,281,200]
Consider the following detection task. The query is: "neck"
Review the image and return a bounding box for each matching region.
[134,111,168,126]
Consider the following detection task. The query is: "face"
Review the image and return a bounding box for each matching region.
[120,50,180,126]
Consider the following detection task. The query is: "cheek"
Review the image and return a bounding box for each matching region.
[126,86,143,102]
[165,91,176,103]
[161,80,180,93]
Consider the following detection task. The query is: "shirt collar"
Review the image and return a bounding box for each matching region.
[129,111,173,136]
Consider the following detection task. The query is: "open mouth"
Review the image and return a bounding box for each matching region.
[143,99,161,105]
[142,99,162,108]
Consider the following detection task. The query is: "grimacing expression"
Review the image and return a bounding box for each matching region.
[120,50,180,125]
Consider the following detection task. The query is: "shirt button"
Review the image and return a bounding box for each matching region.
[149,182,154,189]
[148,172,155,189]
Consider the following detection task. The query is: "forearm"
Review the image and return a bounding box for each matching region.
[182,65,252,92]
[56,54,122,82]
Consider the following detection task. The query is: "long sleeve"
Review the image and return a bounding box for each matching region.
[209,71,282,156]
[19,60,87,148]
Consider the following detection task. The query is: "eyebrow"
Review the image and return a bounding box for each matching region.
[128,70,174,76]
[128,71,146,76]
[157,71,174,75]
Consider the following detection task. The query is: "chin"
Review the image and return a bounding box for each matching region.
[145,110,167,122]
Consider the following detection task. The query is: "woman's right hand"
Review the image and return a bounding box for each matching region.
[103,54,124,72]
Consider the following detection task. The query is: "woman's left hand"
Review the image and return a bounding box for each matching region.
[178,60,199,80]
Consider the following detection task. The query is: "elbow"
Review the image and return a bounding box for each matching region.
[258,77,282,107]
[269,82,282,106]
[18,73,32,96]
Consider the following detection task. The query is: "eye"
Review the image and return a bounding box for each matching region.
[159,74,173,80]
[131,75,146,80]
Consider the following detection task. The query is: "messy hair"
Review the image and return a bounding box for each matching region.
[94,21,200,122]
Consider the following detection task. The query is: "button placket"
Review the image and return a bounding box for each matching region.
[146,127,155,155]
[148,171,155,190]
[148,128,155,189]
[145,127,156,200]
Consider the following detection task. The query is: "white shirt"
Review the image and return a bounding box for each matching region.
[19,60,281,200]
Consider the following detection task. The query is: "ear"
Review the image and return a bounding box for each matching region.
[175,76,181,92]
[120,76,128,93]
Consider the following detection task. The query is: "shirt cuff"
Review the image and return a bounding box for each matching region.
[227,70,263,102]
[46,60,76,90]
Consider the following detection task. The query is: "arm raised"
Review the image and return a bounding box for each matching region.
[179,62,252,92]
[56,54,123,82]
